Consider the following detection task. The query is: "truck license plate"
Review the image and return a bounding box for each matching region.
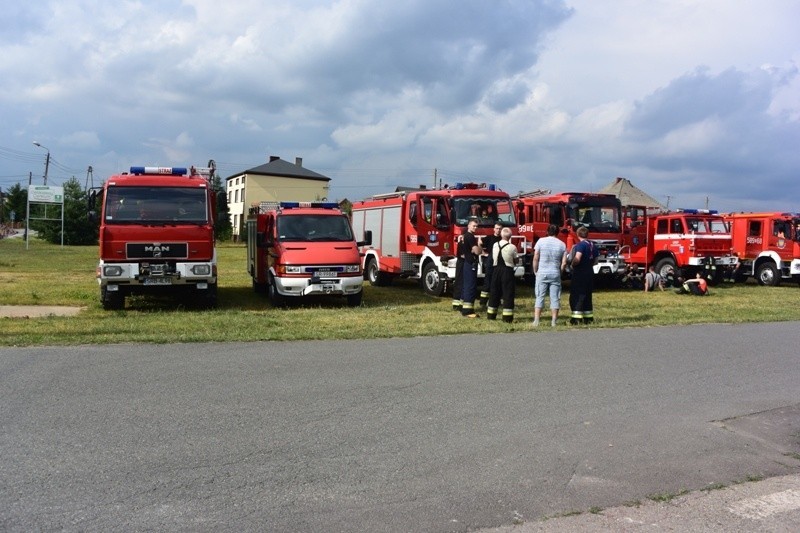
[316,271,337,278]
[143,277,172,285]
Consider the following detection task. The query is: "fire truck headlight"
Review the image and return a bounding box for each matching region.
[343,264,360,273]
[191,264,211,276]
[285,265,302,274]
[103,265,123,277]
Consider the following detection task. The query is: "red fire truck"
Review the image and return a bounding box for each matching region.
[246,202,371,306]
[620,207,738,283]
[350,183,525,296]
[725,212,800,286]
[513,191,626,278]
[91,166,221,310]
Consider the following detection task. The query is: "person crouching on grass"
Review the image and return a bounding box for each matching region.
[676,271,709,295]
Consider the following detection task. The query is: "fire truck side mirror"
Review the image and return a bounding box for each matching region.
[87,190,98,222]
[256,231,267,248]
[358,230,373,247]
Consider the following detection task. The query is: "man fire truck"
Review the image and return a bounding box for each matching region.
[513,191,626,279]
[724,212,800,286]
[350,183,525,297]
[620,207,738,284]
[246,202,371,307]
[91,166,221,310]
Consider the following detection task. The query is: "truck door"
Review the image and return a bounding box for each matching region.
[745,220,763,258]
[265,214,277,276]
[408,196,441,253]
[771,219,792,260]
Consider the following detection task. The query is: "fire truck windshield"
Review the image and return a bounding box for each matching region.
[278,214,354,242]
[568,203,621,233]
[104,187,208,224]
[453,197,516,227]
[685,218,726,234]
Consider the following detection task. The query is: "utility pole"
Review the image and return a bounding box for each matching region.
[32,141,50,185]
[85,166,94,190]
[665,195,673,210]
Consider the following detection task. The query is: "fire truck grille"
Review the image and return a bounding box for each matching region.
[126,243,188,259]
[592,239,619,255]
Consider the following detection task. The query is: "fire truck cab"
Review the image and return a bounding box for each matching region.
[621,208,738,283]
[92,166,220,310]
[246,202,371,307]
[351,183,525,296]
[725,212,800,286]
[514,191,626,278]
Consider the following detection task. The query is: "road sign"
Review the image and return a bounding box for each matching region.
[28,185,64,204]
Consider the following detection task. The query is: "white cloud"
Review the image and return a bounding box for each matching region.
[0,0,798,213]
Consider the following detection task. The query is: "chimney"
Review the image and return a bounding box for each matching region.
[269,155,280,162]
[295,157,303,167]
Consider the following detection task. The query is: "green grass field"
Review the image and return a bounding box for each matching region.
[1,237,798,346]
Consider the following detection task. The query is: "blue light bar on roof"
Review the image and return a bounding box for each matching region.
[129,166,188,175]
[677,208,718,215]
[280,201,339,209]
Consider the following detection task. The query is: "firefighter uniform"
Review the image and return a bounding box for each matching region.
[569,237,598,324]
[460,229,480,317]
[487,235,518,323]
[479,227,501,307]
[451,238,466,311]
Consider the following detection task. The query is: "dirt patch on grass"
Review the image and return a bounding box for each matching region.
[0,305,86,318]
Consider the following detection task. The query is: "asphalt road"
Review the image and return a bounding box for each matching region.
[1,322,799,531]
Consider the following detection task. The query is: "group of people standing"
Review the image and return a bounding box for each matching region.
[453,219,519,322]
[452,220,598,326]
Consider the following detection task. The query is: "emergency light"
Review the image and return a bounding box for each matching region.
[129,167,188,175]
[677,208,718,215]
[280,201,339,209]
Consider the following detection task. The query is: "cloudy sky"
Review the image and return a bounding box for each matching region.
[1,0,798,212]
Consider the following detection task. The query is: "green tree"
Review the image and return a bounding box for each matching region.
[37,177,99,245]
[2,183,27,225]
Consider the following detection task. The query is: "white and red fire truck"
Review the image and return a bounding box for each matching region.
[350,183,525,296]
[620,207,738,283]
[246,202,371,307]
[91,166,221,310]
[725,211,800,286]
[513,191,626,278]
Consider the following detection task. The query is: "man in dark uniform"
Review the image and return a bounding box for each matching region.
[451,234,466,311]
[460,218,481,318]
[486,227,519,323]
[569,226,598,324]
[479,222,503,307]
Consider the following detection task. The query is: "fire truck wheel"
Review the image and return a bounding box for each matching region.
[203,284,218,308]
[346,290,363,307]
[267,274,286,307]
[252,278,267,294]
[101,287,124,310]
[654,257,676,279]
[422,262,446,297]
[756,262,780,286]
[366,258,391,286]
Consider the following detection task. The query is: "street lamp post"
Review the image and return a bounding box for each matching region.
[32,141,50,185]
